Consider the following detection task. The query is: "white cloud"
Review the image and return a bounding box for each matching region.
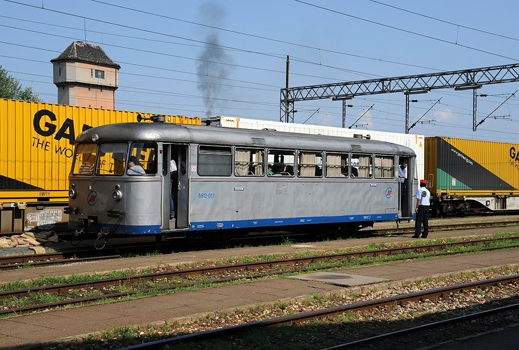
[433,107,455,123]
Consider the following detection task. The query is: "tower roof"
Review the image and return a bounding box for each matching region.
[51,41,121,69]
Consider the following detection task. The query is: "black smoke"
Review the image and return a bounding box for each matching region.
[196,3,234,117]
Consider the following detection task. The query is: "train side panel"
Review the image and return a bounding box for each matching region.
[425,136,519,214]
[188,179,400,230]
[0,98,201,233]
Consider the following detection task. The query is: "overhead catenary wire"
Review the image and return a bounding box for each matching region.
[2,0,519,142]
[475,90,517,129]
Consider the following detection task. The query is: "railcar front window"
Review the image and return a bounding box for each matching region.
[235,148,264,176]
[72,143,97,175]
[128,143,158,175]
[198,146,232,176]
[95,143,127,175]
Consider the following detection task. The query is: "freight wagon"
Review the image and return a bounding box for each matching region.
[0,98,201,234]
[424,137,519,215]
[204,116,425,181]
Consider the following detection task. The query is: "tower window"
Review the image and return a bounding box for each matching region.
[95,70,105,79]
[58,67,61,76]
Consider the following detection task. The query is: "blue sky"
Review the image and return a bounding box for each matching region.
[2,0,519,143]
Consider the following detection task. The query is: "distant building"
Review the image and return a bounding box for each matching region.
[51,41,120,109]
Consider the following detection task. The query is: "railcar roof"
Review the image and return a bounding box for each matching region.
[76,122,416,156]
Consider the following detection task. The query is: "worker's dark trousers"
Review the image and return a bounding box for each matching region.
[415,205,429,237]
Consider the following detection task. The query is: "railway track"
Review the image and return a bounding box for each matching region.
[1,218,517,270]
[366,218,519,236]
[0,252,120,271]
[118,274,519,350]
[0,240,183,270]
[2,236,519,316]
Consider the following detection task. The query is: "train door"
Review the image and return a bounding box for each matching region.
[176,146,189,228]
[164,144,189,229]
[400,157,415,219]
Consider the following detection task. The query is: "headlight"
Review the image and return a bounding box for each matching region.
[112,190,123,201]
[69,188,77,199]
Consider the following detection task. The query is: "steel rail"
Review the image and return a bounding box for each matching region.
[2,236,519,300]
[1,237,519,316]
[0,254,120,271]
[370,219,519,236]
[324,303,519,349]
[118,275,519,350]
[0,219,516,269]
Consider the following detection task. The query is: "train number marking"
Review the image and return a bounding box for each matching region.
[198,192,215,199]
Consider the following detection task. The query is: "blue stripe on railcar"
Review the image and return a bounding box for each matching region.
[95,213,403,235]
[97,225,163,235]
[189,213,399,230]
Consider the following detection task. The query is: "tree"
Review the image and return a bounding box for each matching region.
[0,65,41,102]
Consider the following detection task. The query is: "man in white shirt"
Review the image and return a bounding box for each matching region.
[398,160,407,197]
[413,179,431,238]
[398,160,407,183]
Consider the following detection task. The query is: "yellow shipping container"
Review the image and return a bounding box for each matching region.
[0,98,201,233]
[425,136,519,215]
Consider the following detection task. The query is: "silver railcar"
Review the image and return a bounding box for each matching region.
[67,120,417,238]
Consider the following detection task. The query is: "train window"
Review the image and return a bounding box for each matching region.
[128,143,158,175]
[374,156,394,178]
[235,148,264,176]
[267,149,295,176]
[352,154,372,178]
[298,151,323,177]
[198,146,232,176]
[326,153,348,177]
[95,143,128,175]
[72,143,97,175]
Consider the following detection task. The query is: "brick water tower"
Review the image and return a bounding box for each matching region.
[51,41,120,109]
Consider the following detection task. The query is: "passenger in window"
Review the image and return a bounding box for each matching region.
[127,156,145,175]
[351,167,358,177]
[268,164,274,176]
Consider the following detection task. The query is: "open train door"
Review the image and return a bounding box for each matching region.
[401,157,416,220]
[176,145,189,228]
[164,145,189,229]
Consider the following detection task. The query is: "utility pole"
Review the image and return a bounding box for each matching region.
[284,55,291,123]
